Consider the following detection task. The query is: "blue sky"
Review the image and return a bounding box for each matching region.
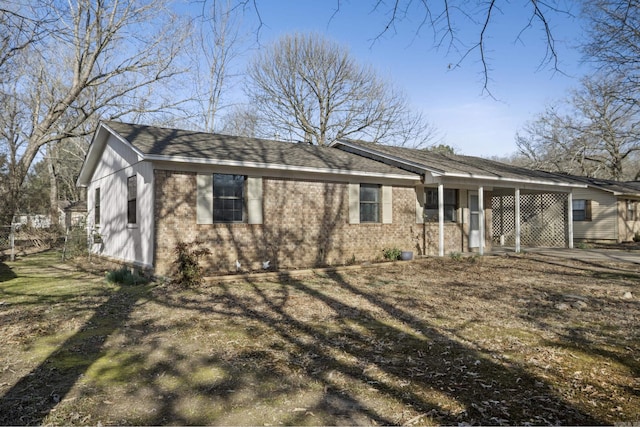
[196,1,590,158]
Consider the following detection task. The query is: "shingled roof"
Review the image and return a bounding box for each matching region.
[544,174,640,197]
[101,121,417,178]
[333,139,579,186]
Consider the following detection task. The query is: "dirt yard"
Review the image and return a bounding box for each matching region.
[0,250,638,425]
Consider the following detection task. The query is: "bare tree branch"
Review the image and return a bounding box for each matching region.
[245,32,437,147]
[0,0,189,223]
[516,74,640,180]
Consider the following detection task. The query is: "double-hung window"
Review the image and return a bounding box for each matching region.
[626,200,637,221]
[127,175,137,224]
[359,184,380,223]
[95,188,101,225]
[573,199,591,221]
[213,174,245,222]
[425,188,458,222]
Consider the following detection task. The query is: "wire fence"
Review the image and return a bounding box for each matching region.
[0,223,89,261]
[61,225,90,260]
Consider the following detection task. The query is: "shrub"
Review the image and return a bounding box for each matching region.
[173,241,212,287]
[382,247,401,261]
[106,267,146,286]
[449,251,463,261]
[634,232,640,243]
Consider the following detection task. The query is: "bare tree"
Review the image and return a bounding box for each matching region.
[235,1,571,94]
[0,0,187,224]
[516,106,593,175]
[188,0,247,132]
[0,4,51,84]
[582,0,640,89]
[245,32,435,147]
[220,104,261,137]
[516,75,640,180]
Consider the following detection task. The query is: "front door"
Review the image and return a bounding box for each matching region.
[469,192,480,248]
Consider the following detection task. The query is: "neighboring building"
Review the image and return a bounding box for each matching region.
[62,200,87,229]
[76,121,583,276]
[558,175,640,243]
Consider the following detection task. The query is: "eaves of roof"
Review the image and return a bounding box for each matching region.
[77,122,421,187]
[332,139,585,189]
[548,174,640,197]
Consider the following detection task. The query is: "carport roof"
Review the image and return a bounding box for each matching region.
[332,139,582,188]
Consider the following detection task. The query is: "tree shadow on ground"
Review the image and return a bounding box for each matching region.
[0,255,616,425]
[142,269,603,425]
[0,284,147,425]
[0,260,17,282]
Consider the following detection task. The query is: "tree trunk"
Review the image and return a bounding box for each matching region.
[46,144,59,226]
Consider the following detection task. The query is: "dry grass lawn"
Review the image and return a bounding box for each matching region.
[0,249,639,425]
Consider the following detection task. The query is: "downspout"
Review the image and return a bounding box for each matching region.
[515,187,521,253]
[567,191,574,249]
[438,183,444,257]
[479,186,484,256]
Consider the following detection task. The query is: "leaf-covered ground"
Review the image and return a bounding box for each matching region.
[0,250,638,425]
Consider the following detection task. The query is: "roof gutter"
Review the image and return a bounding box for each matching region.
[434,171,586,188]
[145,154,420,181]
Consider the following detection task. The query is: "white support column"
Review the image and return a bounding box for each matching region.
[479,186,485,256]
[438,183,444,257]
[567,191,574,249]
[515,187,521,253]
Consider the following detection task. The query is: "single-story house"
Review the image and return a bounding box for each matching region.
[551,175,640,243]
[76,121,585,276]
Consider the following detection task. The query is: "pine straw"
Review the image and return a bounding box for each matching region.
[0,251,638,425]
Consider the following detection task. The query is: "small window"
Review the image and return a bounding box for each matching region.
[213,174,245,222]
[360,184,380,223]
[95,187,101,225]
[626,200,637,221]
[573,199,592,221]
[425,188,458,222]
[127,175,137,224]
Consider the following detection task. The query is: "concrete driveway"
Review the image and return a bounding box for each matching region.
[491,247,640,265]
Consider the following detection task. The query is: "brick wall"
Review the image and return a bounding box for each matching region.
[154,171,479,276]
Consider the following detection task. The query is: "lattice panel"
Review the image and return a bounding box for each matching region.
[492,193,568,247]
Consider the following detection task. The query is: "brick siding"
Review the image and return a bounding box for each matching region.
[153,170,485,276]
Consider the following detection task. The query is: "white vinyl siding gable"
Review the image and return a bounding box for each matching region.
[86,140,154,269]
[92,134,141,181]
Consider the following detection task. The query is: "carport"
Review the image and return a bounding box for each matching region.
[331,139,587,255]
[492,188,574,252]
